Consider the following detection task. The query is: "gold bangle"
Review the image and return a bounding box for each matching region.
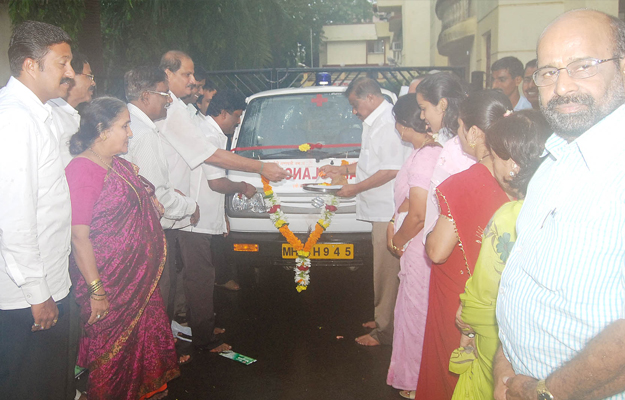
[90,295,107,301]
[390,238,401,252]
[88,279,103,295]
[88,278,101,287]
[390,218,395,224]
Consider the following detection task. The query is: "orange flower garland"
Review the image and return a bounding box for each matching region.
[262,176,339,292]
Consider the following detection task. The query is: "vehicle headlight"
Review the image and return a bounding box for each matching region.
[231,192,268,213]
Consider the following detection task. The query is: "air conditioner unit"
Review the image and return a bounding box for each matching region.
[391,42,402,51]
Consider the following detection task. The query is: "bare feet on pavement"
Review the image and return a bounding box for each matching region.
[214,327,226,335]
[210,343,232,353]
[178,354,191,364]
[355,333,380,346]
[362,321,376,329]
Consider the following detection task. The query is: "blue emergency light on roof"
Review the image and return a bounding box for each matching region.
[316,72,331,86]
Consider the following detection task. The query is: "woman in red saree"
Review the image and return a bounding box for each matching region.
[65,97,179,400]
[415,91,513,400]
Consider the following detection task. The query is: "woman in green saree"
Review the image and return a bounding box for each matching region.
[450,110,551,400]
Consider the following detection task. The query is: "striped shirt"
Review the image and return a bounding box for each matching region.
[497,103,625,399]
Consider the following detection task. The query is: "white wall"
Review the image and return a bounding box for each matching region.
[402,0,432,66]
[327,41,368,65]
[0,2,12,87]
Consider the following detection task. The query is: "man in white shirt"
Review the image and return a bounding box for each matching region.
[157,51,266,353]
[491,56,533,111]
[48,52,96,167]
[173,88,255,352]
[0,21,76,400]
[156,51,289,180]
[121,66,200,329]
[202,90,254,291]
[321,77,411,346]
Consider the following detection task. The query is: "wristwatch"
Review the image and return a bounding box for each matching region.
[537,379,554,400]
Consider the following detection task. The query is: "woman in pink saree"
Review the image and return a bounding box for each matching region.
[65,97,179,400]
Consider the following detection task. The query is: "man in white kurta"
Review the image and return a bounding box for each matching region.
[0,21,76,400]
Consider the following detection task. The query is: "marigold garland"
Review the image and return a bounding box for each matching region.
[262,176,339,292]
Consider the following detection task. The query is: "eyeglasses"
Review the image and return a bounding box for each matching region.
[78,73,95,82]
[146,90,172,99]
[533,57,621,87]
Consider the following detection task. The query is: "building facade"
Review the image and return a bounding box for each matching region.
[320,0,619,87]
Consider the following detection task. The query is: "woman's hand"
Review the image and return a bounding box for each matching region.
[455,304,472,332]
[88,293,110,325]
[390,235,405,258]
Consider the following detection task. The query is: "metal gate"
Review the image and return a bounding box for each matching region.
[206,66,464,97]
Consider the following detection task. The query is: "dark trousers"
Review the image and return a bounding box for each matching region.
[175,230,220,348]
[0,295,74,400]
[160,229,177,320]
[161,229,220,348]
[211,234,237,284]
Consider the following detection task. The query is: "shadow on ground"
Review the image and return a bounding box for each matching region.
[167,261,401,400]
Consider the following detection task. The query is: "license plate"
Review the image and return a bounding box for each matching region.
[281,243,354,259]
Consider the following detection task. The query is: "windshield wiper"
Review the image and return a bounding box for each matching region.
[318,148,361,161]
[260,148,327,160]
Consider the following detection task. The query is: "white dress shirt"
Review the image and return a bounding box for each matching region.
[0,77,72,310]
[48,98,80,167]
[121,103,197,228]
[497,104,625,400]
[356,100,411,222]
[156,95,218,229]
[48,97,80,168]
[155,92,218,170]
[185,113,228,235]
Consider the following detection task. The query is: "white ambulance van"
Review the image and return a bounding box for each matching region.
[225,86,397,270]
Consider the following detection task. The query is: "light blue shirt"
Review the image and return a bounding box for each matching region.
[497,103,625,399]
[513,94,533,111]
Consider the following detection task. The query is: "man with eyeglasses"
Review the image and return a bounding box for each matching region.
[121,67,199,361]
[48,52,96,167]
[495,9,625,400]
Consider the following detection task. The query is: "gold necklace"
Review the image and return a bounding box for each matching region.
[89,148,142,211]
[477,153,492,164]
[418,136,435,149]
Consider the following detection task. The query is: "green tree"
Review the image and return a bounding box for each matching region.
[9,0,373,91]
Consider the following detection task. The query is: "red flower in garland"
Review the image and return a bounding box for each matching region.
[325,205,337,212]
[269,205,281,213]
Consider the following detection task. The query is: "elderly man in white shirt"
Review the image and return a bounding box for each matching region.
[48,52,96,167]
[120,66,200,335]
[176,88,256,352]
[0,21,76,400]
[495,10,625,400]
[157,51,264,355]
[321,77,411,346]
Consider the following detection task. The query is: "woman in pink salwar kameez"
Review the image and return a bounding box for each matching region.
[66,98,179,400]
[386,95,442,393]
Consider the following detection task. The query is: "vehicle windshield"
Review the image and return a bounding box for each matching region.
[234,92,363,160]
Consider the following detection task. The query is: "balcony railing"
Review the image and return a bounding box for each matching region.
[436,0,472,31]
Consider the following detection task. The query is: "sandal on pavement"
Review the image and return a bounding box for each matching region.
[399,390,415,399]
